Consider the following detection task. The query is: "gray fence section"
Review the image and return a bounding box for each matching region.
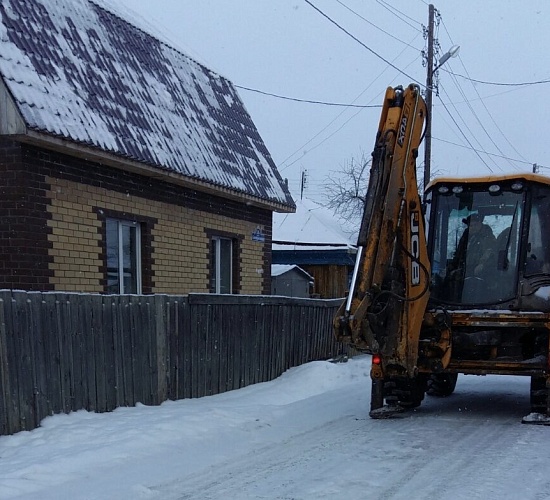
[0,291,344,435]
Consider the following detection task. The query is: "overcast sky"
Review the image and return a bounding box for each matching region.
[105,0,550,201]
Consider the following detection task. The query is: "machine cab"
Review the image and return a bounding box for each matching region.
[425,174,550,310]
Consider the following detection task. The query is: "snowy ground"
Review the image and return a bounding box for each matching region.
[1,355,549,500]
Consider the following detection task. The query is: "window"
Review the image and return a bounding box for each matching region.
[525,185,550,276]
[429,187,523,305]
[106,219,142,294]
[211,236,233,294]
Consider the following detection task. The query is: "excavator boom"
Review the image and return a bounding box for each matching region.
[334,84,429,378]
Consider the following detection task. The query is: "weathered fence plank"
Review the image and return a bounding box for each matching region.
[101,296,115,412]
[0,292,344,435]
[58,296,73,413]
[154,295,167,404]
[120,295,134,407]
[90,295,105,413]
[179,298,191,400]
[165,296,178,400]
[0,297,10,435]
[41,294,59,417]
[130,296,144,406]
[28,293,47,428]
[12,291,34,430]
[4,295,19,434]
[67,296,82,412]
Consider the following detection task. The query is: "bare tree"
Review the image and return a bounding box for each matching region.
[323,152,371,224]
[323,151,442,238]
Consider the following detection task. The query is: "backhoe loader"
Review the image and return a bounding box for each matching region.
[334,84,550,423]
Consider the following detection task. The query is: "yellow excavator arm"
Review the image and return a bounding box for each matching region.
[335,84,550,422]
[334,84,429,378]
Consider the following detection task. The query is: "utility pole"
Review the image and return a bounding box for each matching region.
[300,169,308,200]
[423,5,459,191]
[423,4,435,191]
[533,163,539,174]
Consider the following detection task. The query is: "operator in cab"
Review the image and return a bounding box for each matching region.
[447,213,498,302]
[456,213,497,277]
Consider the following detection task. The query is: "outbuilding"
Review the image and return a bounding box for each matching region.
[271,264,314,298]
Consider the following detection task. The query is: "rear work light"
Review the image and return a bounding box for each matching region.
[511,182,523,191]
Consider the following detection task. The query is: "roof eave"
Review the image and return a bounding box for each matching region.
[14,129,295,213]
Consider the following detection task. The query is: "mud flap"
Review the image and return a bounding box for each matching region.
[370,377,384,413]
[369,405,406,419]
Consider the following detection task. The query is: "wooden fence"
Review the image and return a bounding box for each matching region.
[0,291,344,435]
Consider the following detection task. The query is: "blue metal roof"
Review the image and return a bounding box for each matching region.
[272,249,356,266]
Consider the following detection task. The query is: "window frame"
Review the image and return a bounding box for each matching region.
[106,218,143,295]
[211,235,234,294]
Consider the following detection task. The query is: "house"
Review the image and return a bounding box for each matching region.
[0,0,294,294]
[271,264,313,298]
[272,197,357,298]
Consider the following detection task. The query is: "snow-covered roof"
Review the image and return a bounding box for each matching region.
[271,264,313,280]
[0,0,294,210]
[272,197,356,251]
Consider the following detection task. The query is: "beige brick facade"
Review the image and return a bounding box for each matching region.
[46,176,268,294]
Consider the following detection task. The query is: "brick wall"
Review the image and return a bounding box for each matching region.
[0,140,54,290]
[0,140,274,294]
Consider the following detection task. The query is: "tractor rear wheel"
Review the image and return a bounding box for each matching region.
[384,375,428,409]
[426,373,458,397]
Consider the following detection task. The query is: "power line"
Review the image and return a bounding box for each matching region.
[272,1,542,176]
[280,105,366,172]
[278,40,422,172]
[303,0,424,87]
[235,79,534,110]
[278,90,369,172]
[439,18,530,167]
[432,136,534,166]
[234,85,379,108]
[436,95,494,172]
[300,55,423,166]
[335,0,422,50]
[441,85,533,104]
[444,70,550,87]
[375,0,422,30]
[457,78,529,164]
[441,71,517,171]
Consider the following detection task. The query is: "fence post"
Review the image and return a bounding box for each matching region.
[0,293,10,434]
[155,295,167,404]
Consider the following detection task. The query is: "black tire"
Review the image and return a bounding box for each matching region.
[384,375,428,409]
[530,376,547,414]
[426,373,458,397]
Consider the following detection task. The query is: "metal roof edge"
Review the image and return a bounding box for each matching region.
[427,172,550,190]
[16,130,295,212]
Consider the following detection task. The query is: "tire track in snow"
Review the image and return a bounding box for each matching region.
[376,379,533,500]
[377,416,518,500]
[139,375,547,500]
[151,414,370,499]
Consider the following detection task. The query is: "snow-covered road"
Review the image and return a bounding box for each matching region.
[1,356,548,499]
